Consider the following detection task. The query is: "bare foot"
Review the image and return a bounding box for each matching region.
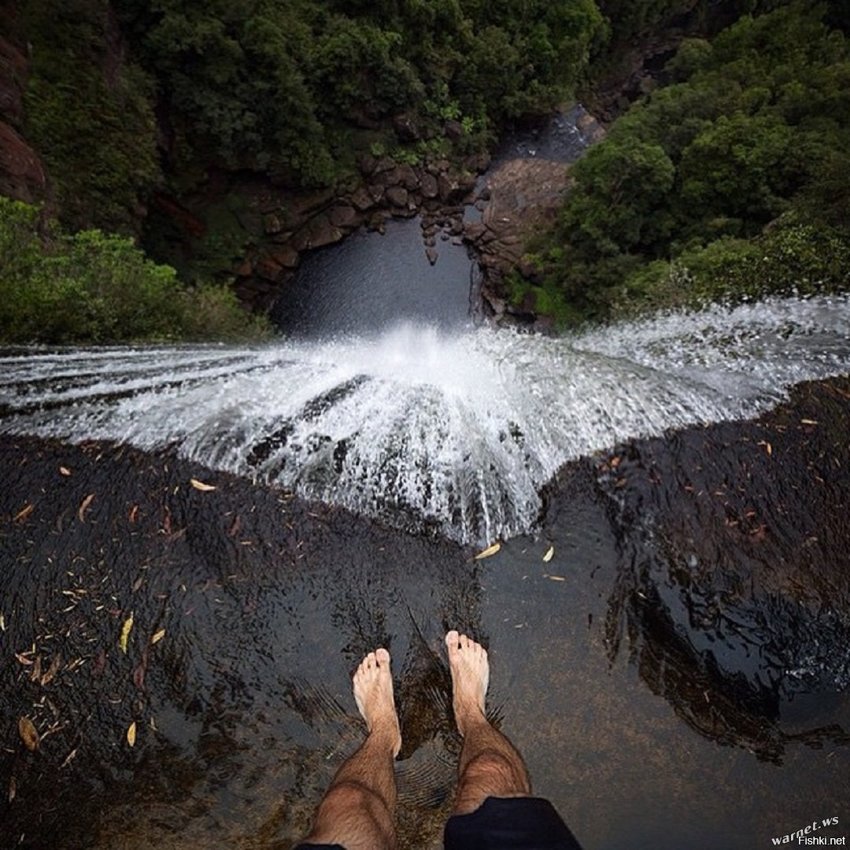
[353,648,401,757]
[445,630,489,736]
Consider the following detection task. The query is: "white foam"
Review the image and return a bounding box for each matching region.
[3,296,849,543]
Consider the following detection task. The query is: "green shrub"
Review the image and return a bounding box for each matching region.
[0,198,270,344]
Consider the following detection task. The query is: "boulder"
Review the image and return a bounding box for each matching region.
[308,213,344,248]
[420,172,439,199]
[349,186,374,212]
[462,221,486,242]
[392,112,421,142]
[391,164,419,191]
[328,203,360,229]
[385,185,409,207]
[270,245,299,269]
[425,246,438,265]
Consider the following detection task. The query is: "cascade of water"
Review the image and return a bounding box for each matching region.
[2,295,849,543]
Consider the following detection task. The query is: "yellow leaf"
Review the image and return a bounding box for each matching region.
[119,613,134,654]
[474,542,501,560]
[127,721,137,747]
[190,478,217,492]
[151,629,166,645]
[78,493,95,522]
[542,545,555,563]
[18,716,39,752]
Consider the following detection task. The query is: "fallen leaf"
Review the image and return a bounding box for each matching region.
[18,717,39,752]
[126,721,137,747]
[133,659,147,691]
[544,574,566,582]
[128,504,139,524]
[78,493,95,523]
[474,542,501,560]
[8,775,16,803]
[13,503,34,523]
[59,466,72,477]
[119,613,134,654]
[151,629,166,645]
[0,612,5,631]
[14,652,33,666]
[801,418,818,425]
[542,545,555,563]
[41,654,62,686]
[30,655,42,683]
[60,748,78,769]
[190,478,217,492]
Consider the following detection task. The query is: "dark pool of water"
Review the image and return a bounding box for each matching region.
[271,217,476,338]
[1,378,848,849]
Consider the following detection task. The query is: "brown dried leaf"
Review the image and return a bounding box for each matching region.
[41,654,62,686]
[190,478,217,492]
[128,504,139,524]
[18,716,39,752]
[151,629,166,645]
[132,647,149,692]
[474,542,501,560]
[126,721,137,747]
[78,493,95,523]
[8,775,16,803]
[14,652,33,666]
[30,655,42,683]
[13,503,34,523]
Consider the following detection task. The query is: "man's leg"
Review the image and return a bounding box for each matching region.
[298,648,401,850]
[444,630,531,815]
[443,631,584,850]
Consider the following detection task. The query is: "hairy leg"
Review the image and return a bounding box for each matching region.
[302,648,401,850]
[445,630,531,816]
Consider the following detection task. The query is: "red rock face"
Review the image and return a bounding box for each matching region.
[0,35,28,124]
[0,31,50,204]
[0,121,47,202]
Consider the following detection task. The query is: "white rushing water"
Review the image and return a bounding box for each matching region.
[2,295,849,543]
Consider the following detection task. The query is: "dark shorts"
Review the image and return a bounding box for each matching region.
[294,795,583,850]
[444,796,583,850]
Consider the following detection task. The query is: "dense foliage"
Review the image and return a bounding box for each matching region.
[523,1,850,323]
[20,0,161,236]
[91,0,603,194]
[0,198,270,344]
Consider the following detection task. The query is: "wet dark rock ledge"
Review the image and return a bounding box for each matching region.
[546,376,850,762]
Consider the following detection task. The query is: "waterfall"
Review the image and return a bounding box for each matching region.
[2,294,849,543]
